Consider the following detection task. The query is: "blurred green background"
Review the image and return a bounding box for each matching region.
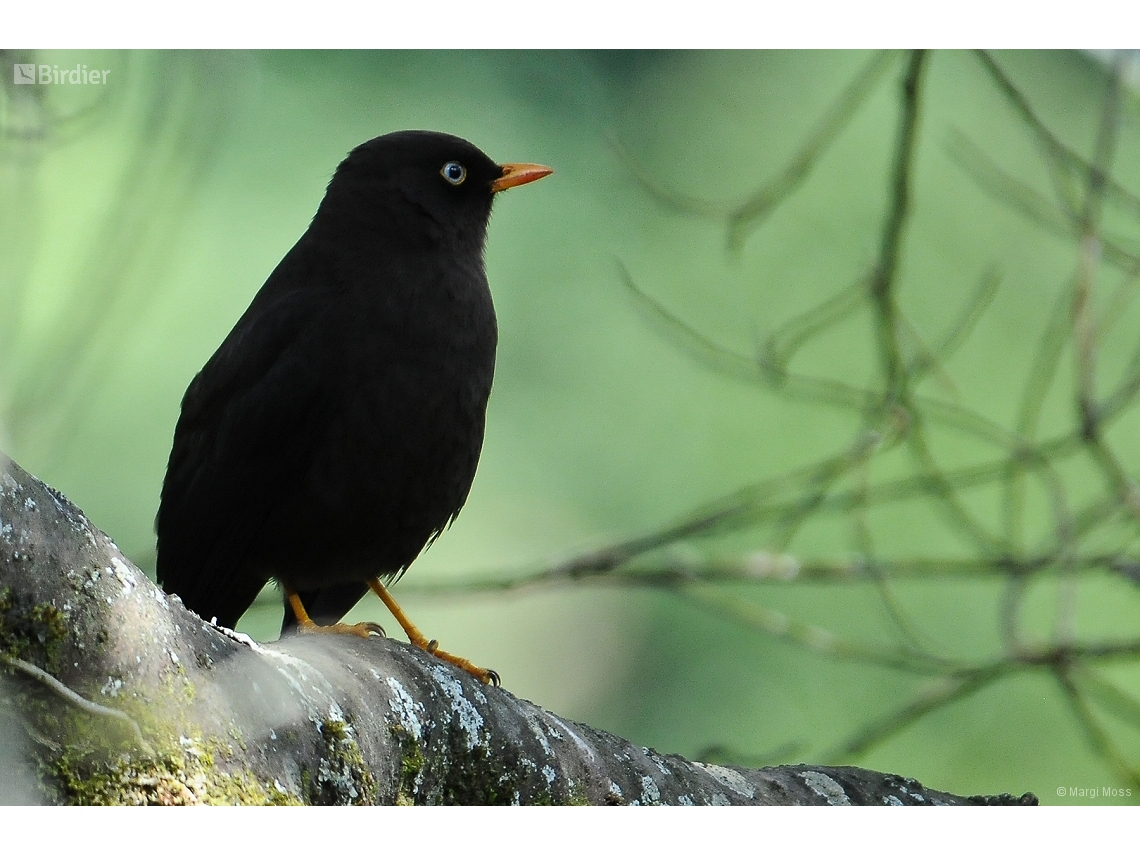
[3,50,1140,804]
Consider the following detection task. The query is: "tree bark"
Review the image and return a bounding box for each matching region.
[0,451,1036,805]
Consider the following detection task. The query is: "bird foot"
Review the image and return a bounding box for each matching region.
[363,578,500,686]
[297,620,386,639]
[414,638,499,686]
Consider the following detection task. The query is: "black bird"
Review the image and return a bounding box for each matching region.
[156,130,552,685]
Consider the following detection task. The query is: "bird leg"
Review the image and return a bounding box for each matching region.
[367,577,500,687]
[284,588,386,639]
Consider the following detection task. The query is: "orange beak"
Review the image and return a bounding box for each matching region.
[491,162,554,193]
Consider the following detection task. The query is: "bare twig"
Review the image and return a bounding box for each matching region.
[726,51,898,250]
[869,50,927,405]
[1055,666,1140,790]
[605,50,897,253]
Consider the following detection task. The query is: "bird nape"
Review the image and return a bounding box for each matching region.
[155,130,552,686]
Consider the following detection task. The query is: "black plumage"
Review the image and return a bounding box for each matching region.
[156,131,551,683]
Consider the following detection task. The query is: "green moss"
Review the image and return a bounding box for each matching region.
[309,715,378,805]
[388,724,425,803]
[401,742,424,791]
[434,743,590,805]
[385,720,581,805]
[2,651,296,806]
[226,724,247,751]
[388,722,527,805]
[0,587,69,673]
[46,737,302,805]
[566,780,591,806]
[439,741,526,806]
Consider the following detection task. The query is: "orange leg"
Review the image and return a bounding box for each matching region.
[285,587,386,639]
[367,577,500,686]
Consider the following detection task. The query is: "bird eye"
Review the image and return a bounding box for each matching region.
[441,161,466,186]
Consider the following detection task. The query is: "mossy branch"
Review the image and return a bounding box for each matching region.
[0,451,1033,806]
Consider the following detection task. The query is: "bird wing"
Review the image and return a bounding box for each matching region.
[157,245,340,627]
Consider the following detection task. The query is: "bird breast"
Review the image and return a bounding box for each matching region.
[288,257,498,577]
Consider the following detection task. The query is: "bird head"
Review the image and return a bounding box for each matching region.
[314,130,552,254]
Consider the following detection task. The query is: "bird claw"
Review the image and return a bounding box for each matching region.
[416,639,500,687]
[297,620,386,639]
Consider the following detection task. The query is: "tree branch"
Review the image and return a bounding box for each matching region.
[0,451,1034,805]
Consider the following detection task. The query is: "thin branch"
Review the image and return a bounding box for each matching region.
[1055,666,1140,790]
[829,666,1009,761]
[764,277,868,373]
[1074,665,1140,732]
[1004,281,1073,550]
[679,584,956,676]
[944,130,1140,270]
[400,551,1131,600]
[869,49,927,405]
[771,429,886,550]
[605,132,725,220]
[606,50,897,251]
[619,261,1037,455]
[974,51,1140,223]
[726,51,898,250]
